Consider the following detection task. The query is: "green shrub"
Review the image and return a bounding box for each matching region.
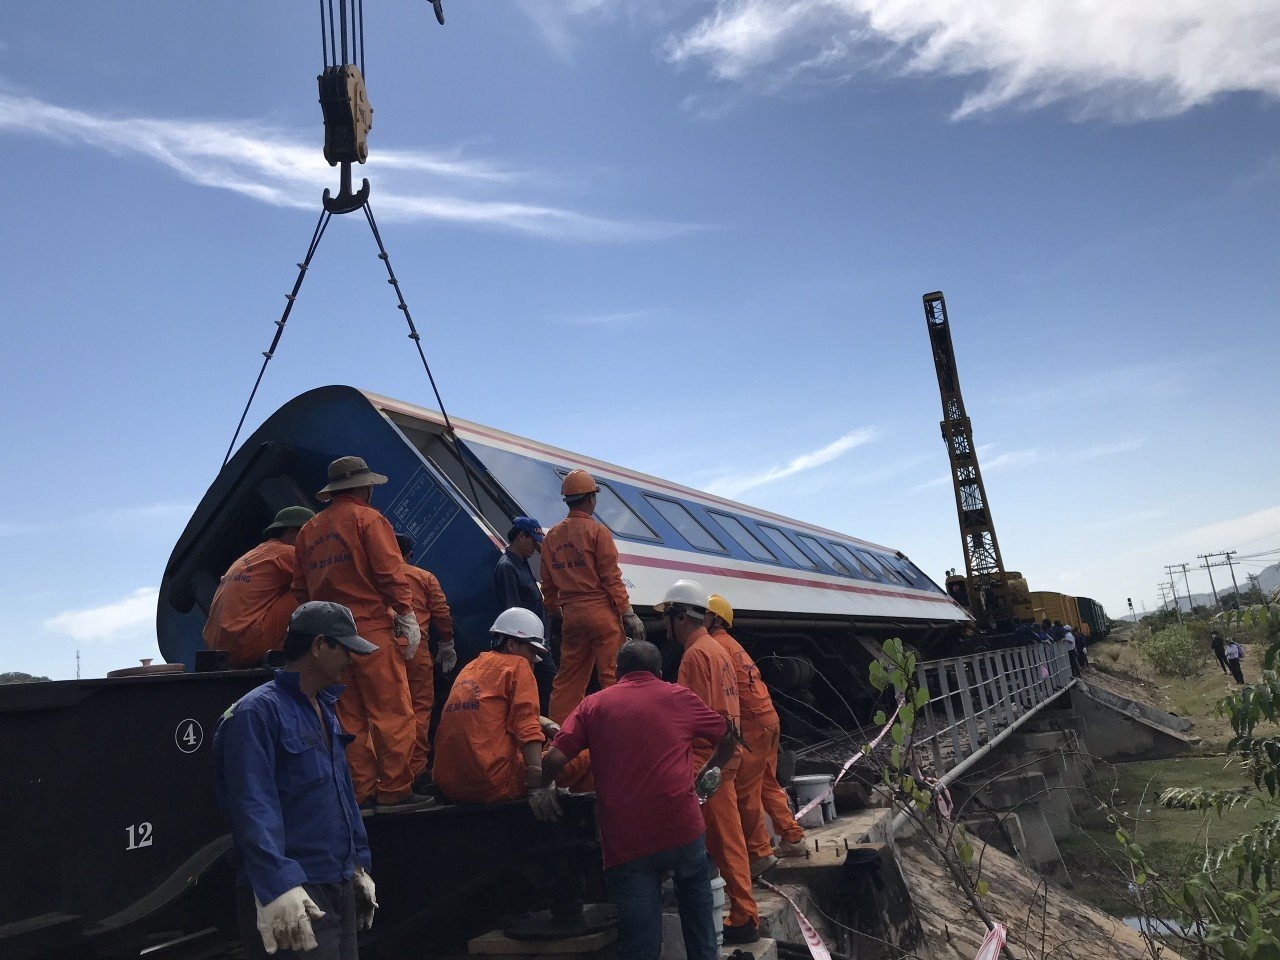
[1138,623,1209,678]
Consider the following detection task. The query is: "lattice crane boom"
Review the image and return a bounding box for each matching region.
[923,291,1012,625]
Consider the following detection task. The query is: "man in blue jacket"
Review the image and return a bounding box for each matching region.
[494,516,557,711]
[214,601,379,958]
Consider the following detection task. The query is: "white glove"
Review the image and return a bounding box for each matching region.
[529,785,565,822]
[621,607,646,643]
[437,641,457,673]
[539,715,561,737]
[394,612,421,660]
[255,886,325,955]
[352,866,378,931]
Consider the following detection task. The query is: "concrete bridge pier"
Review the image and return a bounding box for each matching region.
[981,772,1072,881]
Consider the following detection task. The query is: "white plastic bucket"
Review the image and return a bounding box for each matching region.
[658,870,727,956]
[792,774,833,829]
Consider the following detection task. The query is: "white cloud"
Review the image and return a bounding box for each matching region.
[44,587,159,643]
[0,91,695,241]
[663,0,1280,120]
[912,445,1041,491]
[706,426,880,497]
[1165,504,1280,556]
[557,309,653,325]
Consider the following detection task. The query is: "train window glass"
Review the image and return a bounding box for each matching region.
[888,557,927,587]
[709,512,778,562]
[463,441,571,531]
[643,496,727,553]
[796,535,852,575]
[864,551,908,584]
[554,471,661,542]
[758,525,818,569]
[852,549,893,583]
[830,543,877,579]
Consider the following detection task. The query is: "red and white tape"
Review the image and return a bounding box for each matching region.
[975,922,1007,959]
[793,693,905,821]
[757,879,831,960]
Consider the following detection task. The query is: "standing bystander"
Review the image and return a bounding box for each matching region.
[213,601,380,960]
[1225,639,1245,685]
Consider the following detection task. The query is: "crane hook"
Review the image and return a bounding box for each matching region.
[429,0,445,25]
[323,162,371,214]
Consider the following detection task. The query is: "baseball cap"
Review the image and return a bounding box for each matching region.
[289,601,378,654]
[509,516,544,543]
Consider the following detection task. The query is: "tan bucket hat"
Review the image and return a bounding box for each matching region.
[317,455,388,501]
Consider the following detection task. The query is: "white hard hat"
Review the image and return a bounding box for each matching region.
[490,607,550,660]
[653,579,709,614]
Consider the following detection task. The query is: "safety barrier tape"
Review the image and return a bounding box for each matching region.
[975,922,1007,959]
[756,879,831,960]
[793,693,904,821]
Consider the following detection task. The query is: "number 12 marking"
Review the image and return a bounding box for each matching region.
[126,822,154,850]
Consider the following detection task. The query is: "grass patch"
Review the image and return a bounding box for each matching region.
[1060,755,1275,916]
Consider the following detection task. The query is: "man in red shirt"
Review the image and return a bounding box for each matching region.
[541,469,647,723]
[537,640,734,960]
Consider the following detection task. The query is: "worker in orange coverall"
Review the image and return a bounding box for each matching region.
[658,579,760,946]
[204,506,314,667]
[291,456,431,812]
[705,594,807,868]
[541,469,647,723]
[433,608,558,804]
[393,533,458,782]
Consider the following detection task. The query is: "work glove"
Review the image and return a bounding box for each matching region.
[437,640,458,673]
[394,612,421,660]
[539,716,561,737]
[529,786,565,822]
[621,607,646,643]
[255,886,325,955]
[352,866,378,931]
[525,764,544,794]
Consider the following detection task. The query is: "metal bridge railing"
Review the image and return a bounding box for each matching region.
[911,642,1074,778]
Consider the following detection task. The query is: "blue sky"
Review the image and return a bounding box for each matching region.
[2,1,1278,680]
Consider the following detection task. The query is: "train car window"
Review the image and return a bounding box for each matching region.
[464,442,573,530]
[888,557,928,588]
[830,543,877,579]
[709,512,778,562]
[796,535,852,575]
[757,525,818,569]
[862,551,908,584]
[553,471,661,542]
[643,495,727,554]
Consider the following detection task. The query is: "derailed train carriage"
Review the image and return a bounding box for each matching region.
[1,385,970,959]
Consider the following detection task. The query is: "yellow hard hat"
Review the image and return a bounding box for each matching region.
[706,594,734,628]
[561,469,599,499]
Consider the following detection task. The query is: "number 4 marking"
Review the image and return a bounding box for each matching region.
[126,822,154,850]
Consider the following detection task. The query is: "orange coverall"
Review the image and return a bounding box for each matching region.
[433,651,544,804]
[291,493,417,804]
[203,540,298,667]
[541,509,631,723]
[678,627,758,928]
[710,628,804,855]
[399,564,453,778]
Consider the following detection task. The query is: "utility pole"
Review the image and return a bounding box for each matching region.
[1157,582,1173,613]
[1197,553,1222,610]
[76,649,81,680]
[1163,565,1184,621]
[1211,550,1242,598]
[1176,562,1193,612]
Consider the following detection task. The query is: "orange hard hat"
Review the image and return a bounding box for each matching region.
[561,469,599,499]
